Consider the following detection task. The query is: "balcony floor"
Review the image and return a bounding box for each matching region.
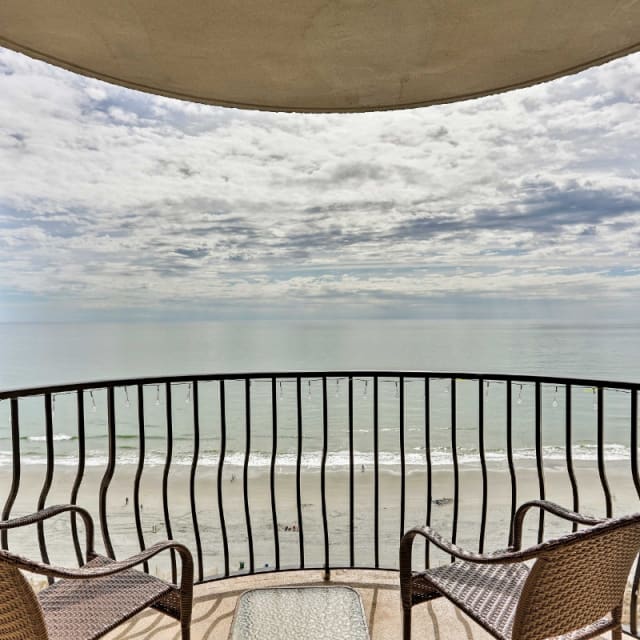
[104,568,498,640]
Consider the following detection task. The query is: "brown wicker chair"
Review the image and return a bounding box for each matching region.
[400,500,640,640]
[0,504,193,640]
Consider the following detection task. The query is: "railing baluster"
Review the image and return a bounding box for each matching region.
[399,376,406,544]
[424,377,432,569]
[451,378,459,560]
[565,384,579,532]
[373,376,379,569]
[38,393,54,582]
[597,386,613,517]
[1,398,21,550]
[162,382,177,582]
[133,384,148,573]
[535,381,545,543]
[243,379,255,573]
[321,377,329,575]
[190,381,203,582]
[98,387,116,559]
[348,375,354,567]
[478,378,488,554]
[217,380,230,577]
[296,376,304,568]
[506,382,517,547]
[270,378,280,571]
[70,391,86,566]
[629,390,639,636]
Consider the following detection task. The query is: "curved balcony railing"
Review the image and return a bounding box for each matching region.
[1,372,640,633]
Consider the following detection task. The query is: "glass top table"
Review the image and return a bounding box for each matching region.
[229,586,370,640]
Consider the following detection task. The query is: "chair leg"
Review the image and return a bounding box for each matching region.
[612,624,622,640]
[181,620,190,640]
[403,605,412,640]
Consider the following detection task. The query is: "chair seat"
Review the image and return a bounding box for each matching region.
[412,561,530,640]
[38,555,173,640]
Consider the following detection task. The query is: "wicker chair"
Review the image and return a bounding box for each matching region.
[400,500,640,640]
[0,504,193,640]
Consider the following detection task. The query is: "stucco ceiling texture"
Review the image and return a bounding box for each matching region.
[1,0,640,112]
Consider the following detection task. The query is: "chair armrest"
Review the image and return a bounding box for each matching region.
[512,500,605,550]
[0,504,94,557]
[5,540,190,581]
[400,525,528,579]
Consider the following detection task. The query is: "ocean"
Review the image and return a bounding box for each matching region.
[3,319,640,390]
[1,319,639,473]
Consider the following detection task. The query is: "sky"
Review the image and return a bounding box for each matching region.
[1,48,639,323]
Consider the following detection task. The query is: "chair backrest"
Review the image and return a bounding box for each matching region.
[512,513,640,640]
[0,559,49,640]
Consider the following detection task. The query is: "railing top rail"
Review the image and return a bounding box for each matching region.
[1,371,639,401]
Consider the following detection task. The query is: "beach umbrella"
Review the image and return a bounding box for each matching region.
[0,1,639,113]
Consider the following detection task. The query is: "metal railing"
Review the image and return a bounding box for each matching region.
[1,371,639,632]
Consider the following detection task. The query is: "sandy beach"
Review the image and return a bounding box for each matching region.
[2,457,639,584]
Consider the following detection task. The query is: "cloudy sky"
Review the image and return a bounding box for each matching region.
[1,48,639,323]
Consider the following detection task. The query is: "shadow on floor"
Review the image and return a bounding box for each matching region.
[105,568,498,640]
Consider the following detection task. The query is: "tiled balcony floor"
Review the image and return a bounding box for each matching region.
[104,568,496,640]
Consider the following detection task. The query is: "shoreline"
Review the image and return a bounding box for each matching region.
[1,442,636,470]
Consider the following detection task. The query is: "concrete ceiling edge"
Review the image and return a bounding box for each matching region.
[1,35,640,113]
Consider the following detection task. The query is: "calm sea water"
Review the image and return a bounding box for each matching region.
[1,320,639,469]
[2,319,640,387]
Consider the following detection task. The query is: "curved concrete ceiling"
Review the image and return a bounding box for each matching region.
[1,1,639,113]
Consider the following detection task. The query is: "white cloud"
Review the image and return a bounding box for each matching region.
[1,48,640,320]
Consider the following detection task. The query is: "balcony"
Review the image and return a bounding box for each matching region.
[1,371,640,639]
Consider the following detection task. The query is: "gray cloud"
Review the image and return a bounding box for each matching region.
[174,247,209,259]
[388,181,640,242]
[476,180,640,231]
